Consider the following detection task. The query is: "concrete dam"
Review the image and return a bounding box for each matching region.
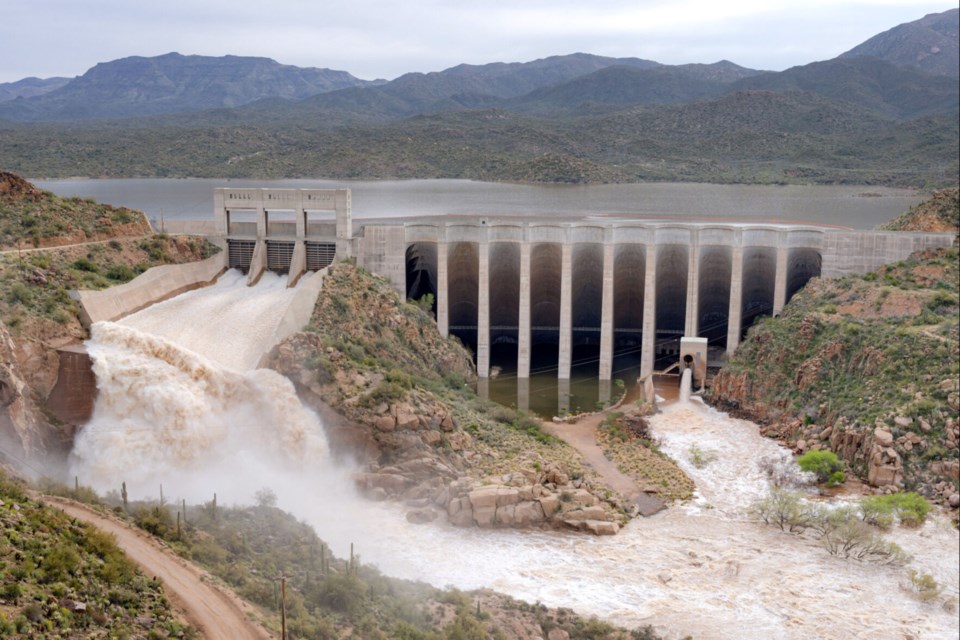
[56,182,951,426]
[201,187,955,383]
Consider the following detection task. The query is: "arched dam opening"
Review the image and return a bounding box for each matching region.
[404,229,830,416]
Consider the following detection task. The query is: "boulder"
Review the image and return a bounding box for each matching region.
[949,494,960,509]
[373,415,396,432]
[873,428,894,448]
[468,486,500,510]
[406,508,438,524]
[584,520,619,535]
[513,501,545,526]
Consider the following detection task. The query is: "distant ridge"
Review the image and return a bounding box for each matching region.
[0,76,71,102]
[840,8,959,78]
[0,52,377,121]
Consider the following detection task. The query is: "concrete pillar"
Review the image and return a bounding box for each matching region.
[256,205,267,238]
[773,244,789,315]
[247,240,267,286]
[726,244,744,354]
[598,378,612,408]
[517,377,530,413]
[335,189,352,260]
[599,242,615,380]
[437,241,449,338]
[476,377,489,401]
[518,241,532,378]
[214,190,227,235]
[558,378,571,416]
[296,204,306,239]
[640,244,657,378]
[287,241,306,287]
[477,241,490,378]
[558,241,573,380]
[685,239,700,336]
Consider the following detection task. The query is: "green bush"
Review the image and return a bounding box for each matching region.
[859,492,931,527]
[797,450,845,485]
[71,257,99,272]
[105,264,135,281]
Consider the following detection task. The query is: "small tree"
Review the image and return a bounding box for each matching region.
[797,450,845,486]
[752,488,811,533]
[255,487,278,508]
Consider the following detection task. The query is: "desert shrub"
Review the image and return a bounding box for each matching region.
[859,492,931,528]
[752,488,810,533]
[688,444,717,468]
[317,573,367,615]
[758,452,816,488]
[105,264,135,281]
[903,569,944,602]
[409,293,435,315]
[71,257,99,272]
[821,519,911,565]
[797,450,845,485]
[806,503,858,539]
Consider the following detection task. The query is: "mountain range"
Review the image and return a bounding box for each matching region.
[0,9,956,187]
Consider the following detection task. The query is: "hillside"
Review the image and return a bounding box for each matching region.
[38,481,663,640]
[0,77,70,102]
[879,187,959,234]
[710,192,959,503]
[0,471,193,638]
[840,8,959,78]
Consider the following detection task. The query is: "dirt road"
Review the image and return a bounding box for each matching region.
[543,413,643,501]
[44,496,273,640]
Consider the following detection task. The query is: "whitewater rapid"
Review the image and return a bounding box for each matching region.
[71,271,960,640]
[71,270,331,499]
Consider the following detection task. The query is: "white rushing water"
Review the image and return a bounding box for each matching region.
[72,276,960,640]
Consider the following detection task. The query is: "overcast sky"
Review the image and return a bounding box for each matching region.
[1,0,954,83]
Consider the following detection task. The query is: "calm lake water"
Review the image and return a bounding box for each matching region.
[34,178,924,230]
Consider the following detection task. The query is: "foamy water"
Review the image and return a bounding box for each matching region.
[309,401,960,640]
[72,276,960,640]
[119,269,299,371]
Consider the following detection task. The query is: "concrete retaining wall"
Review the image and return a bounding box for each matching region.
[820,231,956,277]
[256,268,327,367]
[46,345,96,426]
[72,253,227,326]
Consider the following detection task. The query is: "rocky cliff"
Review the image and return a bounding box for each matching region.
[271,262,630,534]
[711,245,959,504]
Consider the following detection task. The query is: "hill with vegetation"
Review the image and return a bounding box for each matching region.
[35,478,663,640]
[879,187,959,234]
[711,192,959,504]
[0,471,193,638]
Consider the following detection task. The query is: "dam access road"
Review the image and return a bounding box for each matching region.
[42,496,272,640]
